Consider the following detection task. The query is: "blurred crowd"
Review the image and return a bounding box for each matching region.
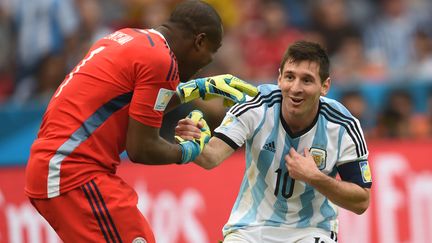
[0,0,432,139]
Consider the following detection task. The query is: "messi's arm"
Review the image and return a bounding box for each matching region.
[285,148,370,215]
[307,171,370,215]
[193,137,235,170]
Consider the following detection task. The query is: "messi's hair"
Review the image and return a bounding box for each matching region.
[279,41,330,82]
[169,0,222,43]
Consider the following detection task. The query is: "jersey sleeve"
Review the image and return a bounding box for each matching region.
[128,46,178,128]
[336,118,372,188]
[214,95,263,150]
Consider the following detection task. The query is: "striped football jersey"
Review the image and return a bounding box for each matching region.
[214,84,371,236]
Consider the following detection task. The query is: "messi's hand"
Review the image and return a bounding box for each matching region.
[175,110,211,164]
[176,74,258,106]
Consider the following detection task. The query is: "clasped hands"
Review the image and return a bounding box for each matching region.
[175,75,258,164]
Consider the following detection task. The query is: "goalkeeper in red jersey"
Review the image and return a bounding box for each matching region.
[25,1,257,242]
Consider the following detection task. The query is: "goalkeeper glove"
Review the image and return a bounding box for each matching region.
[176,110,211,164]
[176,74,258,106]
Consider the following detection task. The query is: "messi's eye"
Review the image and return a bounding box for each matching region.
[285,75,294,80]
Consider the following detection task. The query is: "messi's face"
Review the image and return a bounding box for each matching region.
[278,60,330,119]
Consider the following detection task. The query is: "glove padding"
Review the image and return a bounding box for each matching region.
[176,110,211,164]
[176,74,258,106]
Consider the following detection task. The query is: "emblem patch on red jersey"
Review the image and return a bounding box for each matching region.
[154,88,175,111]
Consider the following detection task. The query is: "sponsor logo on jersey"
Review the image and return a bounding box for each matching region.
[154,88,175,111]
[359,161,372,183]
[263,141,276,153]
[310,147,327,170]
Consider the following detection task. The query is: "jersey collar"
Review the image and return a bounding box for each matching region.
[148,29,171,50]
[280,100,321,138]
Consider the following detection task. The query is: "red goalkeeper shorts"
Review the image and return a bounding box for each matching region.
[29,173,155,243]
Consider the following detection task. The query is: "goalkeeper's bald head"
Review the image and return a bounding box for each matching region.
[168,0,223,45]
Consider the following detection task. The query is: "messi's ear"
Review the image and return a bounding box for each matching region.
[321,77,331,96]
[277,68,282,87]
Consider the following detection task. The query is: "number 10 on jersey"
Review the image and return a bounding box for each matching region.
[274,168,295,199]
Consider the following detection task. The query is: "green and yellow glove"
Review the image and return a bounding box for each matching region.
[176,74,258,106]
[176,110,211,164]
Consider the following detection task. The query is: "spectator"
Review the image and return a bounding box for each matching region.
[205,0,239,30]
[141,1,170,28]
[344,0,376,28]
[280,0,311,29]
[363,0,422,82]
[412,89,432,138]
[340,90,375,138]
[33,54,67,104]
[71,0,113,67]
[241,0,303,83]
[0,3,14,102]
[309,0,361,56]
[7,0,79,103]
[330,34,388,84]
[375,89,422,138]
[407,30,432,81]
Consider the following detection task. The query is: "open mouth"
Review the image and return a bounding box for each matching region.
[290,97,303,105]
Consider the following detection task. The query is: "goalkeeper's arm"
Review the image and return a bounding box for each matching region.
[126,110,209,165]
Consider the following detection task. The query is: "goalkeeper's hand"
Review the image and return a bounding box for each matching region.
[175,110,211,164]
[176,74,258,106]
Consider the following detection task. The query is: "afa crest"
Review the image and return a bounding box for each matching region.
[309,147,327,170]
